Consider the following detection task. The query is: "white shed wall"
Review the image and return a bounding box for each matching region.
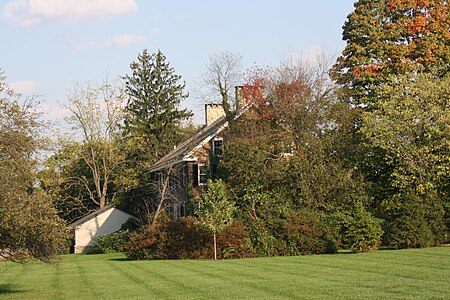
[74,208,132,253]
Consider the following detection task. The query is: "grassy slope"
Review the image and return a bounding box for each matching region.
[0,247,449,299]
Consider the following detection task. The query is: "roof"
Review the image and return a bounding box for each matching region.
[149,104,251,172]
[68,205,132,228]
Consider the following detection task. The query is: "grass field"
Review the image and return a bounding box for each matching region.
[0,247,449,299]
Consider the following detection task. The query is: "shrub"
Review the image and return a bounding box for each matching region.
[124,217,253,260]
[217,220,254,259]
[124,223,168,260]
[279,211,333,255]
[91,230,130,254]
[340,203,383,253]
[382,191,446,249]
[250,226,278,257]
[164,216,212,259]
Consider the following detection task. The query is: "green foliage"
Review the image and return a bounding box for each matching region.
[362,72,449,247]
[332,0,450,107]
[119,49,193,217]
[41,141,117,223]
[194,179,236,234]
[91,230,130,254]
[279,211,336,255]
[340,203,384,253]
[249,225,279,257]
[0,70,68,262]
[123,49,192,161]
[381,190,446,248]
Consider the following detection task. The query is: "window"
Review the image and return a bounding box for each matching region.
[213,138,224,157]
[198,164,209,185]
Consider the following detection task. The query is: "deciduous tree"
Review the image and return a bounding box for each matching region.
[362,72,449,246]
[195,179,236,260]
[332,0,450,107]
[199,51,243,120]
[62,79,125,210]
[0,69,68,262]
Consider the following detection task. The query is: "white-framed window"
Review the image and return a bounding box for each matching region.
[198,164,209,186]
[213,138,224,157]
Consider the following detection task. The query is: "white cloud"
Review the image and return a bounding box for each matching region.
[9,80,36,94]
[281,44,338,71]
[2,0,138,26]
[106,34,147,48]
[151,27,161,35]
[40,104,70,121]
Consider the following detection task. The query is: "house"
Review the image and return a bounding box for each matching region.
[68,205,136,253]
[148,86,256,218]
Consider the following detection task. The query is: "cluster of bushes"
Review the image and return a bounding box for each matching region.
[91,230,131,254]
[118,205,384,260]
[124,216,253,260]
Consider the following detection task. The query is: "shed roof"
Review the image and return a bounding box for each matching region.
[68,205,131,228]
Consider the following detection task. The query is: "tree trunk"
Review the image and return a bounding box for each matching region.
[213,233,217,260]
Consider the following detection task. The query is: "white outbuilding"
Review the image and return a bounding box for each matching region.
[68,205,136,253]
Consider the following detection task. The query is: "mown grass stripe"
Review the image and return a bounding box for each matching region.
[107,259,170,299]
[0,248,448,300]
[161,260,285,299]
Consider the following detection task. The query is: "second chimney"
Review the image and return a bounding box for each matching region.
[205,103,225,126]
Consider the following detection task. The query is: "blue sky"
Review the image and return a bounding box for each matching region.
[1,0,356,124]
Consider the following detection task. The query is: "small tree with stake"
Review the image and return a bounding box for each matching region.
[195,179,235,260]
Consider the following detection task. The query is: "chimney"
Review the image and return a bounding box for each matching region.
[236,86,249,111]
[205,103,225,126]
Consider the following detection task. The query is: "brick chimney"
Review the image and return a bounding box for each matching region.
[205,103,225,126]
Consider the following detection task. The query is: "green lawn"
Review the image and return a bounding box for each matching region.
[0,247,449,299]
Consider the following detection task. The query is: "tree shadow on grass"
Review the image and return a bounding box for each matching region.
[0,284,26,295]
[109,257,131,262]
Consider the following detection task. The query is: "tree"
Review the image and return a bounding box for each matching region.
[362,72,449,246]
[199,51,243,120]
[195,179,236,260]
[62,79,125,210]
[123,49,192,160]
[332,0,450,108]
[120,49,192,220]
[0,69,68,262]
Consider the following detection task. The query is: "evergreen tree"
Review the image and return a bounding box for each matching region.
[123,49,192,161]
[120,50,192,218]
[332,0,450,108]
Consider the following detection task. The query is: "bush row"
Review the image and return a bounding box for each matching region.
[121,206,385,260]
[124,216,253,260]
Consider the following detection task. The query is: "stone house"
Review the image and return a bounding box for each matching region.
[148,87,255,218]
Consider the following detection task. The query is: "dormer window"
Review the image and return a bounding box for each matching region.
[213,138,224,157]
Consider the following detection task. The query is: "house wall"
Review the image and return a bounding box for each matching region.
[74,208,133,254]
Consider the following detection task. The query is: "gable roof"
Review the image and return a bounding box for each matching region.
[149,104,251,173]
[68,205,133,228]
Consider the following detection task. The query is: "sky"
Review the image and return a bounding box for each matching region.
[1,0,356,125]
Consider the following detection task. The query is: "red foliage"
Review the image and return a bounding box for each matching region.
[124,217,254,260]
[274,80,309,104]
[239,78,269,118]
[353,64,382,77]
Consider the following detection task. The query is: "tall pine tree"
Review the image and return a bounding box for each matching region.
[119,50,192,218]
[124,49,192,160]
